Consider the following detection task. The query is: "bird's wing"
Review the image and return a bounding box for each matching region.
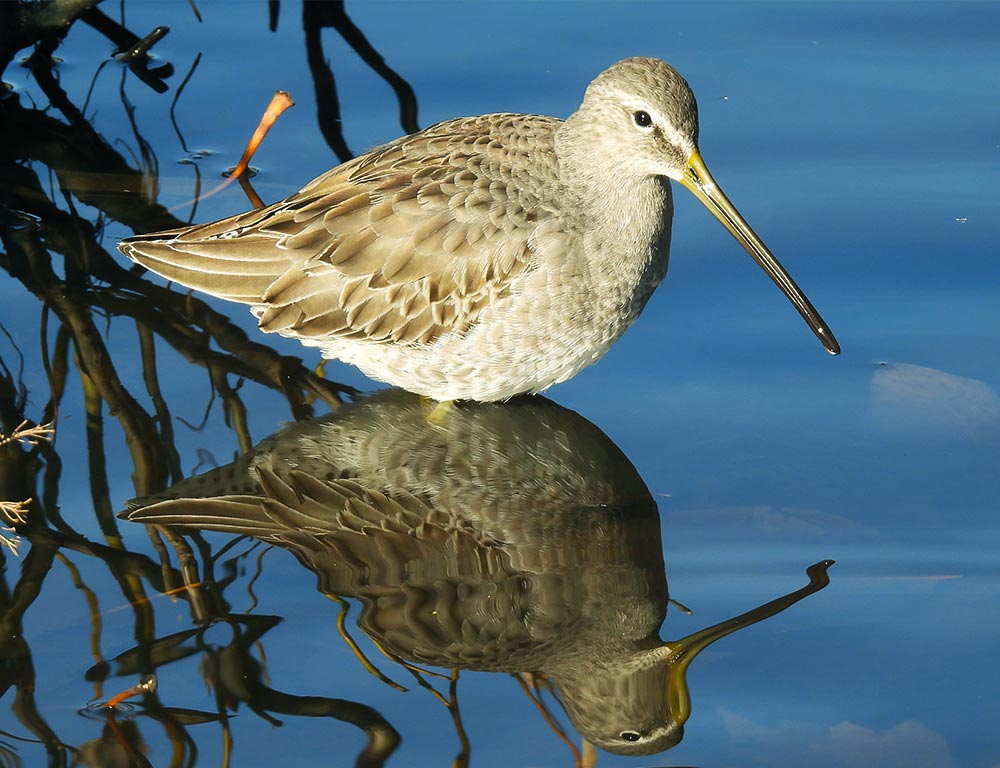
[119,114,563,345]
[122,464,498,547]
[123,466,534,666]
[122,465,508,585]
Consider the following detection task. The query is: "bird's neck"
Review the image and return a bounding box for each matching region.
[555,117,673,276]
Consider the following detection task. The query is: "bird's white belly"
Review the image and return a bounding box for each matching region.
[317,265,653,401]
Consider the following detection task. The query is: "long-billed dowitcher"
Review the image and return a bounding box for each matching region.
[120,57,839,401]
[124,389,834,755]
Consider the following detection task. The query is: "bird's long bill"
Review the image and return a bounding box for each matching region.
[659,560,835,727]
[679,151,840,355]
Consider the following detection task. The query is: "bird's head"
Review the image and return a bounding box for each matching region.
[574,56,700,183]
[563,56,840,356]
[552,657,688,756]
[550,559,835,756]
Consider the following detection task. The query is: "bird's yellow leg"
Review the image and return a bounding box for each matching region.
[422,398,455,426]
[304,360,328,406]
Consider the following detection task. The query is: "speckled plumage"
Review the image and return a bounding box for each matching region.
[124,389,834,755]
[120,57,837,401]
[126,390,678,753]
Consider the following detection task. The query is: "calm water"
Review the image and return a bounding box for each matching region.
[2,2,998,767]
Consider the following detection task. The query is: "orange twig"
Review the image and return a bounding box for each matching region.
[170,91,295,213]
[238,172,265,211]
[104,674,158,709]
[231,90,295,179]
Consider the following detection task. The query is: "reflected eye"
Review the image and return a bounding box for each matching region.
[619,730,642,742]
[633,110,653,128]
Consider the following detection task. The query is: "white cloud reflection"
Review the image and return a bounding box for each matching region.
[869,362,1000,435]
[826,721,955,768]
[719,709,956,768]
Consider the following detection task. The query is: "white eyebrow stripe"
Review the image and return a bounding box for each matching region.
[616,92,691,150]
[659,121,689,150]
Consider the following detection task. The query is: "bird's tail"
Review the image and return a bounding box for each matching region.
[118,212,289,303]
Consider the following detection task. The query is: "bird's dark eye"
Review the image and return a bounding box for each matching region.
[633,110,652,128]
[619,730,642,742]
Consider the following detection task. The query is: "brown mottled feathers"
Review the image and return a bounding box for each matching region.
[123,464,505,577]
[120,114,561,345]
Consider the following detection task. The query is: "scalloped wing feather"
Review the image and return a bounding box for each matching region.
[119,114,564,346]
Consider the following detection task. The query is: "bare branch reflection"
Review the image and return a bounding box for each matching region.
[0,2,415,762]
[298,0,420,161]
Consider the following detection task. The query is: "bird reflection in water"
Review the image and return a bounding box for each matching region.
[125,389,832,757]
